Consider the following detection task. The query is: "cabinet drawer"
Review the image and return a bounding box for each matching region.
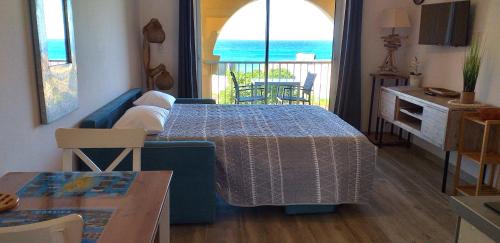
[379,90,396,122]
[421,107,448,148]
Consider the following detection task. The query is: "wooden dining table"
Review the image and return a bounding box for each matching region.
[0,171,172,243]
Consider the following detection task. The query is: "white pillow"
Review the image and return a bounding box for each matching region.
[113,106,169,135]
[133,90,176,110]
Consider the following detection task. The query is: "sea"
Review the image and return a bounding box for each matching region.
[213,40,333,61]
[48,39,334,62]
[47,39,68,60]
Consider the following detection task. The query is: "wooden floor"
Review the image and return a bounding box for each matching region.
[171,146,458,243]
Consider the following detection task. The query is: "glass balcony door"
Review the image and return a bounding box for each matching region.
[199,0,335,108]
[268,0,334,107]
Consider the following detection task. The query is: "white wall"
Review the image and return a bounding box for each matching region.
[407,0,500,106]
[361,0,414,131]
[139,0,179,96]
[0,0,142,175]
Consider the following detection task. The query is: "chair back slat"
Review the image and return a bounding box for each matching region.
[0,214,83,243]
[302,72,317,94]
[56,129,146,149]
[230,71,240,100]
[105,148,133,172]
[73,149,103,172]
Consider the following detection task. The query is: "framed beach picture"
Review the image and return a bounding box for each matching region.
[29,0,78,124]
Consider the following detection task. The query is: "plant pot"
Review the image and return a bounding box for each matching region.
[409,75,422,87]
[460,91,475,104]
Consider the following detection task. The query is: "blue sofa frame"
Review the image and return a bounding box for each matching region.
[78,89,216,224]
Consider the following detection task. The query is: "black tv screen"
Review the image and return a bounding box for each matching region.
[419,1,470,46]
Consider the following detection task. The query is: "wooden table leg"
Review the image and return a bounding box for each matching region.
[442,151,450,193]
[379,119,385,147]
[158,191,170,243]
[368,76,376,135]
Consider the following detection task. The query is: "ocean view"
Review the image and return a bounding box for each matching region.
[213,40,333,62]
[48,39,333,62]
[47,39,68,60]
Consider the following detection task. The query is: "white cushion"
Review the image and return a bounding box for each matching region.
[113,106,169,135]
[133,90,176,110]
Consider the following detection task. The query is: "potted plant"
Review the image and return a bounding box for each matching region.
[461,40,482,104]
[409,56,422,87]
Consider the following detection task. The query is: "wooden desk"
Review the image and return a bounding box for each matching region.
[379,86,476,193]
[0,171,172,243]
[450,196,500,242]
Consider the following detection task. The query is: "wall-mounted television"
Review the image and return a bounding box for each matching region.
[418,1,470,46]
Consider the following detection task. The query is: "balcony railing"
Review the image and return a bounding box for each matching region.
[202,60,332,109]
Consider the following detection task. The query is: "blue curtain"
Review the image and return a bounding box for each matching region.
[334,0,363,129]
[178,0,199,98]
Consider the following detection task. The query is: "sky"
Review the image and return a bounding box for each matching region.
[43,0,67,40]
[217,0,334,41]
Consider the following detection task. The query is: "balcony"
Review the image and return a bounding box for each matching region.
[202,60,332,109]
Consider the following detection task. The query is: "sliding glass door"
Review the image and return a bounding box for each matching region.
[199,0,335,108]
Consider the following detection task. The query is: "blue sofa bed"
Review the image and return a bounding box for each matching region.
[78,88,217,224]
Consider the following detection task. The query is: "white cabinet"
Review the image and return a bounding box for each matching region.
[378,87,474,192]
[378,87,467,151]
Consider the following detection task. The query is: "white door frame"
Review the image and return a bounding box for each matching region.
[329,0,346,112]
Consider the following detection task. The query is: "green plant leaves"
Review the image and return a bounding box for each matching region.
[463,40,482,92]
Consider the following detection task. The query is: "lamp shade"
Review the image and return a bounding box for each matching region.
[380,8,411,28]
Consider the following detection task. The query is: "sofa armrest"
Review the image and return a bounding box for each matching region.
[144,141,216,224]
[175,98,216,104]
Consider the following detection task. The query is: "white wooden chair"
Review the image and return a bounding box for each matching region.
[55,128,146,172]
[0,214,83,243]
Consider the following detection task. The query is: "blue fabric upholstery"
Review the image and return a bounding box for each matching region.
[78,89,216,224]
[176,98,216,104]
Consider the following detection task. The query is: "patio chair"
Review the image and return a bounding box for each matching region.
[230,71,265,104]
[277,72,317,105]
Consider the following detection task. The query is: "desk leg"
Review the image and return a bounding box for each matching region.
[368,76,376,135]
[379,119,385,147]
[442,151,450,193]
[158,191,170,243]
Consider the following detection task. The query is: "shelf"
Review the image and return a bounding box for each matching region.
[456,185,500,196]
[465,115,487,126]
[399,108,423,120]
[465,114,500,126]
[402,119,421,131]
[462,152,500,165]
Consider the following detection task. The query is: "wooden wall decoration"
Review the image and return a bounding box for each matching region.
[30,0,78,124]
[143,19,174,91]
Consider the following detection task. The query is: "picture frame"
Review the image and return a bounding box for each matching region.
[29,0,78,124]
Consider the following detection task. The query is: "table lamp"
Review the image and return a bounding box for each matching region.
[379,8,411,74]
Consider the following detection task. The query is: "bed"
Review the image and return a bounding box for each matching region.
[149,104,377,207]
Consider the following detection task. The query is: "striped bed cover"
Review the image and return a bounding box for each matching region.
[152,104,377,206]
